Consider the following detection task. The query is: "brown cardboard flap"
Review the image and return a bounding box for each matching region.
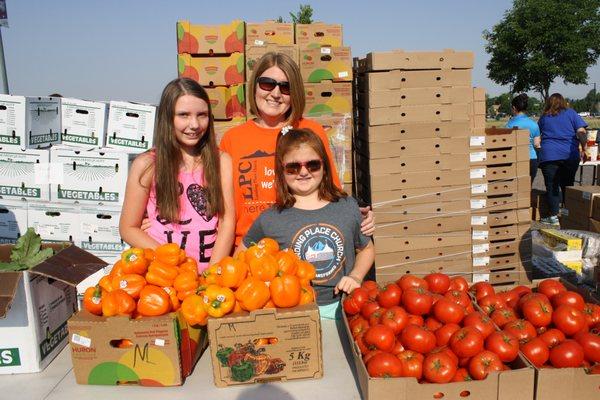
[0,272,21,318]
[30,245,107,286]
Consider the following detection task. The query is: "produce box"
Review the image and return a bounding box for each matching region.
[214,117,246,144]
[300,47,352,83]
[304,82,352,116]
[295,23,343,48]
[245,44,299,75]
[178,53,245,86]
[25,96,62,148]
[0,146,50,201]
[60,98,108,149]
[68,309,208,386]
[176,20,244,55]
[205,85,246,120]
[0,199,28,243]
[0,244,106,374]
[245,22,294,45]
[207,303,322,387]
[356,49,474,72]
[106,101,156,154]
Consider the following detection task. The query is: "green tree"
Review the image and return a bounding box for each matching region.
[278,4,313,24]
[483,0,600,101]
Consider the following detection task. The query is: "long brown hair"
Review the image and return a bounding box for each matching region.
[248,52,305,126]
[274,128,345,210]
[146,78,223,222]
[543,93,567,116]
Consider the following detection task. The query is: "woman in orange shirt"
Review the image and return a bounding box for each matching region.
[220,52,374,246]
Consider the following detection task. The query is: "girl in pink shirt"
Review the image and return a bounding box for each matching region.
[120,78,235,272]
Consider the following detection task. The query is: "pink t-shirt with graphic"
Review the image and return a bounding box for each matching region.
[146,166,218,272]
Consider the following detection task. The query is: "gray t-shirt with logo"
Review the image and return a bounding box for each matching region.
[243,197,371,306]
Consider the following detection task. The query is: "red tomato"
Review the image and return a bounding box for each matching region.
[363,349,383,365]
[468,350,503,380]
[389,340,406,356]
[397,350,424,379]
[485,331,519,363]
[444,290,472,309]
[349,316,370,339]
[423,352,457,383]
[424,273,451,294]
[511,285,533,299]
[361,280,379,292]
[517,292,550,312]
[432,298,466,325]
[451,367,472,382]
[425,316,443,332]
[537,279,566,300]
[449,276,469,292]
[490,308,518,328]
[343,288,369,315]
[552,305,587,336]
[429,345,459,366]
[400,324,436,354]
[368,309,385,327]
[538,328,566,349]
[478,294,507,315]
[377,283,402,308]
[367,352,403,377]
[355,333,369,355]
[363,324,395,352]
[396,274,428,291]
[360,300,381,320]
[582,303,600,328]
[463,311,496,339]
[449,326,485,358]
[574,331,600,363]
[436,323,461,347]
[498,290,520,309]
[521,337,550,367]
[504,319,537,343]
[407,314,425,326]
[401,287,433,316]
[379,306,409,335]
[551,291,585,311]
[470,282,495,301]
[549,340,585,368]
[521,298,554,328]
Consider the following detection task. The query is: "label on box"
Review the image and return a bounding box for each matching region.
[34,162,64,185]
[37,225,56,236]
[472,273,490,283]
[72,333,91,348]
[470,136,485,147]
[338,71,349,78]
[473,257,490,267]
[254,40,265,46]
[471,215,488,225]
[472,230,489,240]
[470,168,486,179]
[471,199,486,209]
[470,151,487,162]
[320,47,332,54]
[154,339,165,347]
[471,183,488,195]
[472,243,490,254]
[80,222,98,235]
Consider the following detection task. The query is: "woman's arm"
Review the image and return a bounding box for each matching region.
[359,207,375,236]
[533,136,541,149]
[335,241,375,294]
[119,154,161,249]
[576,127,589,162]
[209,152,236,264]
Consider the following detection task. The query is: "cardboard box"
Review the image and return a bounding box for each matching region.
[0,146,50,201]
[377,214,471,235]
[375,257,472,283]
[471,209,531,228]
[357,153,466,175]
[0,199,28,243]
[472,223,531,244]
[106,101,156,153]
[356,121,471,143]
[374,231,471,254]
[359,86,472,108]
[558,215,589,231]
[469,147,529,166]
[77,204,125,266]
[375,245,472,268]
[311,114,352,183]
[245,22,294,45]
[295,23,342,48]
[245,44,299,75]
[27,202,79,242]
[26,97,62,148]
[368,186,470,208]
[214,117,246,144]
[178,53,245,86]
[205,85,246,120]
[357,69,472,91]
[359,103,470,126]
[531,189,550,221]
[68,310,208,386]
[0,244,106,374]
[304,82,352,116]
[472,238,529,258]
[358,168,470,192]
[470,176,530,197]
[472,266,531,287]
[373,200,470,223]
[176,20,244,54]
[470,194,531,213]
[564,185,600,219]
[469,162,530,183]
[0,94,26,147]
[300,47,352,83]
[60,98,108,149]
[207,304,322,387]
[356,49,474,72]
[355,136,469,159]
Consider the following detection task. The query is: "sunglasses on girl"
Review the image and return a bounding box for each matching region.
[284,159,323,175]
[257,77,291,95]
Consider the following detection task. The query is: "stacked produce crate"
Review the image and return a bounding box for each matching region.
[353,50,475,282]
[297,23,354,191]
[176,20,247,141]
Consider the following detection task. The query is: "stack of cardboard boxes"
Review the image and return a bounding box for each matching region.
[353,50,475,282]
[561,185,600,232]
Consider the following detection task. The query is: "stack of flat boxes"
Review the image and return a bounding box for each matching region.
[176,20,247,141]
[297,23,354,191]
[469,120,532,286]
[353,50,475,282]
[561,186,600,232]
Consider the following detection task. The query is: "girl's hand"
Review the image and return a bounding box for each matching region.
[581,147,589,164]
[140,217,152,232]
[334,275,361,295]
[359,206,375,236]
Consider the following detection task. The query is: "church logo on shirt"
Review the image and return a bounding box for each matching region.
[291,223,345,283]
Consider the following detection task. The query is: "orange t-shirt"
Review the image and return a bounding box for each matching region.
[220,118,340,245]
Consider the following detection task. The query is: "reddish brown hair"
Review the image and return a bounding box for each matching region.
[274,128,346,210]
[543,93,568,116]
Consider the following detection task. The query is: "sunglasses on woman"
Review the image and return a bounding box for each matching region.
[257,77,291,95]
[283,159,323,175]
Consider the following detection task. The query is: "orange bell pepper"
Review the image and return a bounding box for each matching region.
[178,257,199,276]
[235,250,247,263]
[263,299,276,309]
[257,237,279,254]
[163,286,180,311]
[296,260,317,285]
[181,294,208,326]
[102,289,136,317]
[112,273,146,299]
[275,249,299,275]
[121,248,149,275]
[249,253,278,282]
[270,274,301,308]
[174,270,198,294]
[146,260,178,287]
[233,300,243,313]
[235,277,270,311]
[109,260,125,280]
[177,288,197,301]
[202,264,221,286]
[299,284,316,305]
[83,285,103,315]
[143,248,156,262]
[137,284,171,316]
[217,256,248,289]
[155,243,183,266]
[203,284,235,318]
[99,274,114,292]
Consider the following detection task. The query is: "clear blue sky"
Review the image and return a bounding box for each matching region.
[5,0,599,104]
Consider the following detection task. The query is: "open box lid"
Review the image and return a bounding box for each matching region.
[0,244,108,319]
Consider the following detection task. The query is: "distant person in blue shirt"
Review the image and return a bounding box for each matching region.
[505,93,541,182]
[537,93,588,225]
